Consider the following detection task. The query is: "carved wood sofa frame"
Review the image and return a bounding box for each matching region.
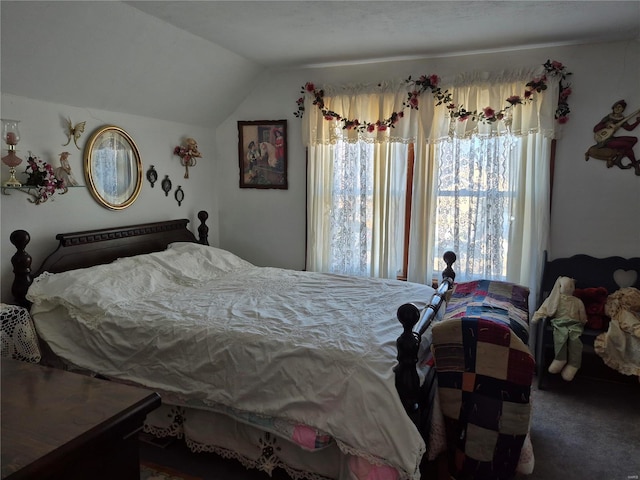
[534,251,640,389]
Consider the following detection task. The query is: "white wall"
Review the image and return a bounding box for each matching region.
[2,40,639,303]
[215,69,308,270]
[217,39,640,271]
[0,94,218,303]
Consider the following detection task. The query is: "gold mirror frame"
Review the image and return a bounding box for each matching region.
[84,125,143,210]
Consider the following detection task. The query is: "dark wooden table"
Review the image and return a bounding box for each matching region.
[1,358,161,479]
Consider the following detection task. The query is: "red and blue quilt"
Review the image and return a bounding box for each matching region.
[432,280,535,480]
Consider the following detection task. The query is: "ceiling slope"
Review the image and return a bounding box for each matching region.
[2,1,638,128]
[1,1,263,128]
[128,1,640,67]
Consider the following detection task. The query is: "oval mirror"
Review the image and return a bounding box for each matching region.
[84,125,143,210]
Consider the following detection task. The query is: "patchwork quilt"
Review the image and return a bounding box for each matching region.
[432,280,535,480]
[444,279,531,344]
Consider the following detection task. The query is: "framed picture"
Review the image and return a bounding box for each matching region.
[238,120,287,189]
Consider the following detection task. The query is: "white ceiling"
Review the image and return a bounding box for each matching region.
[2,1,639,127]
[127,0,640,67]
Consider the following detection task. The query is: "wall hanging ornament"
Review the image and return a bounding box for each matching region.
[146,165,158,187]
[174,186,184,206]
[585,100,640,176]
[173,137,202,179]
[161,175,172,196]
[62,118,86,150]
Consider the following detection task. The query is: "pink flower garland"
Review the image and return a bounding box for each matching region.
[294,60,572,132]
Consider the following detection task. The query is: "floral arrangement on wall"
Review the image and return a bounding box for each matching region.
[173,137,202,178]
[294,59,572,133]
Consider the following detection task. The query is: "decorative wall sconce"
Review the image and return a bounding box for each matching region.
[2,119,23,187]
[173,137,202,179]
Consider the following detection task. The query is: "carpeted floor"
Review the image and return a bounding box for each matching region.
[139,373,640,480]
[526,373,640,480]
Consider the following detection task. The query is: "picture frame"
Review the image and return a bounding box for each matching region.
[238,120,287,189]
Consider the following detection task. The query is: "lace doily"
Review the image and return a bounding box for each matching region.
[1,303,41,363]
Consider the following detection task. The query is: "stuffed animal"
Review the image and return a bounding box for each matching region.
[594,287,640,380]
[573,286,610,330]
[533,276,587,381]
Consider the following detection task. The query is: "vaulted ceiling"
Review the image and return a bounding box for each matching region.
[2,1,638,128]
[127,1,640,68]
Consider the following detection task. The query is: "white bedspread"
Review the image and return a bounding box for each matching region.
[27,242,437,480]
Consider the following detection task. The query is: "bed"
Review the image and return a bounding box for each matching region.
[9,212,457,480]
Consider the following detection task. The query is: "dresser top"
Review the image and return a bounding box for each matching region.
[1,358,160,478]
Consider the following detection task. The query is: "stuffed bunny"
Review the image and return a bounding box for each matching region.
[533,276,587,381]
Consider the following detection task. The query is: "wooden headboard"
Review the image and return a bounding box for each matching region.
[10,210,210,308]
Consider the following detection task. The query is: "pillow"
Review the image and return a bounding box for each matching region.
[167,242,254,274]
[27,244,255,315]
[27,254,179,316]
[573,287,610,330]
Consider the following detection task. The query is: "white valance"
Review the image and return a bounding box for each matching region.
[302,79,422,145]
[302,65,561,146]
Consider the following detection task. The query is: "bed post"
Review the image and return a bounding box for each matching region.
[442,250,457,284]
[10,229,33,308]
[197,210,209,245]
[395,251,456,425]
[395,303,422,423]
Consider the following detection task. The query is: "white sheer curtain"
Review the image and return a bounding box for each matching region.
[304,66,560,304]
[430,135,516,281]
[304,81,416,278]
[307,141,408,277]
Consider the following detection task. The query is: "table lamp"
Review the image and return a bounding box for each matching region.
[2,119,23,187]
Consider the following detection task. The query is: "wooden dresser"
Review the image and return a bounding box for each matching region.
[1,358,161,479]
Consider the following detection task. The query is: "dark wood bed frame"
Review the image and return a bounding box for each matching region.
[9,210,456,470]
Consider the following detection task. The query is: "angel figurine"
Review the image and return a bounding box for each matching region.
[54,151,79,186]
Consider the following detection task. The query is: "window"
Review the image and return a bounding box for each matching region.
[305,68,556,301]
[432,136,517,281]
[321,136,518,283]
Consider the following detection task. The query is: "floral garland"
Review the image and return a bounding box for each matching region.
[24,154,66,204]
[294,59,572,133]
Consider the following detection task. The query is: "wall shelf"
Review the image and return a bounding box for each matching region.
[2,185,85,205]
